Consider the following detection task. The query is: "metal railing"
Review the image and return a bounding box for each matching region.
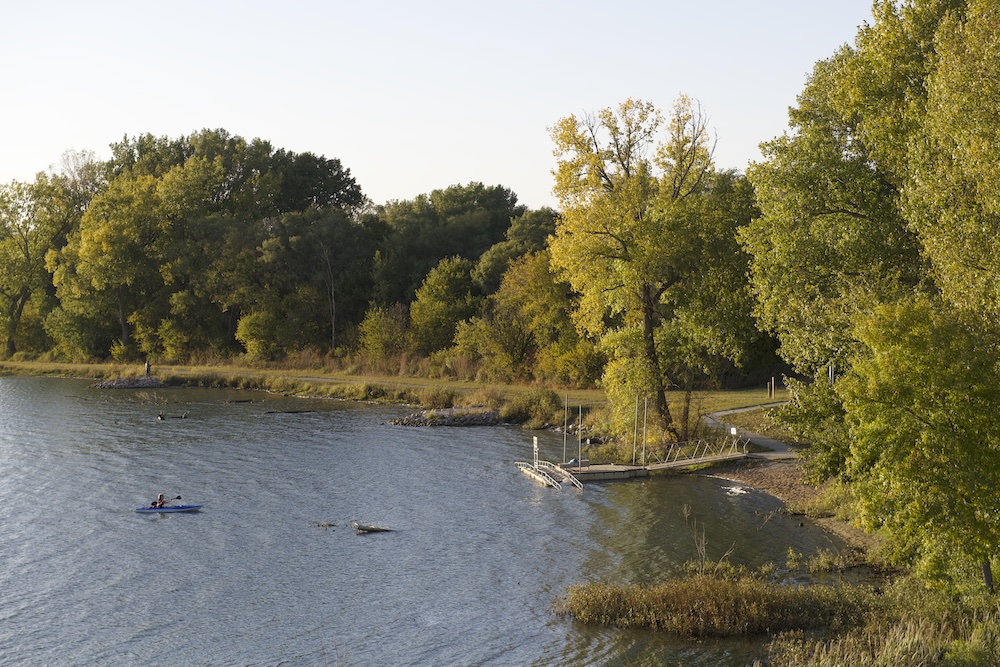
[514,461,562,488]
[646,435,749,467]
[515,460,584,489]
[537,460,584,489]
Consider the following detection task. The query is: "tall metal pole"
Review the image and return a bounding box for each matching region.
[563,393,568,464]
[578,404,583,465]
[632,394,639,464]
[642,396,648,466]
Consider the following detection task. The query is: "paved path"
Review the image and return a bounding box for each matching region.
[707,403,798,461]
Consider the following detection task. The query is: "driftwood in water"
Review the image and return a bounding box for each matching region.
[351,520,393,534]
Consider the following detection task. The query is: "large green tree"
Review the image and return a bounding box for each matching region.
[550,97,759,439]
[472,207,558,294]
[49,174,163,355]
[456,250,599,384]
[903,0,1000,318]
[372,183,524,305]
[742,48,926,378]
[841,296,1000,588]
[408,256,480,355]
[745,0,1000,588]
[0,181,47,356]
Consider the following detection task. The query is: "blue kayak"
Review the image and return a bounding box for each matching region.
[135,504,203,513]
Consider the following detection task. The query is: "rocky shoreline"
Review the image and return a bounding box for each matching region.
[389,407,501,427]
[92,376,165,389]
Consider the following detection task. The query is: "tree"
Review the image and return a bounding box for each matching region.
[742,47,926,378]
[408,257,480,355]
[743,0,1000,591]
[0,181,45,356]
[903,0,1000,319]
[372,183,524,304]
[550,97,755,438]
[0,152,102,357]
[841,296,1000,588]
[456,250,596,383]
[49,174,163,356]
[358,303,407,364]
[472,207,558,293]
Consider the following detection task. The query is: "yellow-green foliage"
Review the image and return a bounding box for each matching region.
[418,387,457,409]
[498,387,563,428]
[460,387,507,410]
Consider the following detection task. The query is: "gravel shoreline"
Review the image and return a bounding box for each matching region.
[697,457,879,553]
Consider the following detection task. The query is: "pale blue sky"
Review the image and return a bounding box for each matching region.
[2,1,874,209]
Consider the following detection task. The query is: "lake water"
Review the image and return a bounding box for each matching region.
[0,376,844,666]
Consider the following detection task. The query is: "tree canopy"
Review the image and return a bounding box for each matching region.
[550,97,761,439]
[745,0,1000,587]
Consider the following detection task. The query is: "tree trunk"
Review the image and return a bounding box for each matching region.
[641,284,675,438]
[5,285,31,357]
[680,385,693,442]
[319,243,336,351]
[329,283,336,351]
[983,560,994,592]
[117,285,130,348]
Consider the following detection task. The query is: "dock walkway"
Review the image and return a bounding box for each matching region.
[565,435,750,482]
[518,404,797,487]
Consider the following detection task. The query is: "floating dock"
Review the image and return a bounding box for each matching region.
[515,437,583,489]
[524,436,751,484]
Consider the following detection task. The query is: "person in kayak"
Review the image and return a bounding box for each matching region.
[151,494,171,508]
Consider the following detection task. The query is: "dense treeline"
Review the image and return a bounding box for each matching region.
[0,132,552,370]
[743,0,1000,594]
[0,125,779,406]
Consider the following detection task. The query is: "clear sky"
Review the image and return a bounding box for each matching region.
[2,0,873,210]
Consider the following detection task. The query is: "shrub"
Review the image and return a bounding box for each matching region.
[462,387,507,410]
[499,387,563,428]
[419,387,457,409]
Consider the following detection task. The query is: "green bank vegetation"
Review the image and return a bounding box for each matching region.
[563,569,1000,666]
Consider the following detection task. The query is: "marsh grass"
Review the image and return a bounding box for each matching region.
[497,387,564,429]
[786,480,863,526]
[755,576,1000,666]
[560,569,879,637]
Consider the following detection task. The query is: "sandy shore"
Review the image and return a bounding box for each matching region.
[697,457,879,554]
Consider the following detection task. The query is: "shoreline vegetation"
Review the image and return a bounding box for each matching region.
[7,361,999,664]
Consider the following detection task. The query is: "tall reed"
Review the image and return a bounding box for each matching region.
[560,571,879,637]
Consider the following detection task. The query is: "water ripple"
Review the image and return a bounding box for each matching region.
[0,377,841,666]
